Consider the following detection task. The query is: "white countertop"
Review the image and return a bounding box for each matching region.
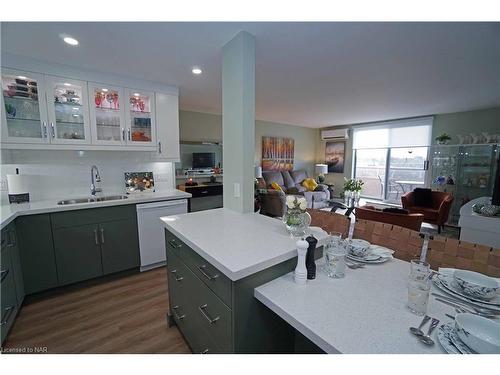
[160,208,330,281]
[255,257,454,354]
[0,189,191,229]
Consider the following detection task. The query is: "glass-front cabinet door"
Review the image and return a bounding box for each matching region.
[1,69,48,143]
[88,82,125,145]
[125,89,156,146]
[45,76,91,144]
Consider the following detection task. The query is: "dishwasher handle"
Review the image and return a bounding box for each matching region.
[136,199,188,211]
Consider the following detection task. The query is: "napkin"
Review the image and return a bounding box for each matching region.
[369,244,394,258]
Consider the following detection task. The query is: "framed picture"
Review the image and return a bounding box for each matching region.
[325,141,345,173]
[261,136,294,171]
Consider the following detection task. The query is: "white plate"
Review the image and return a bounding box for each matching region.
[347,254,392,264]
[433,279,500,313]
[436,275,500,308]
[438,323,474,354]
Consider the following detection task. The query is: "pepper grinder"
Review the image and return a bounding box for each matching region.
[294,239,308,285]
[305,235,318,279]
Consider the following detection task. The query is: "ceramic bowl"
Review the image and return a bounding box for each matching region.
[454,269,499,300]
[348,239,370,257]
[455,313,500,354]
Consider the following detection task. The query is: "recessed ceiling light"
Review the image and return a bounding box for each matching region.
[64,83,71,86]
[63,36,79,46]
[102,88,108,92]
[133,93,140,97]
[192,67,202,75]
[17,75,27,80]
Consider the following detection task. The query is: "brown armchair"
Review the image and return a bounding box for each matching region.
[355,205,424,232]
[401,190,454,233]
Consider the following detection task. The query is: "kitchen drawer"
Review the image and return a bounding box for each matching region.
[165,229,184,259]
[51,204,136,229]
[1,246,19,344]
[186,185,222,198]
[179,243,232,308]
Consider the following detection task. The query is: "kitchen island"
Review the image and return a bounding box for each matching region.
[160,208,329,353]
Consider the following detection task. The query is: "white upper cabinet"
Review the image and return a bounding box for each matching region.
[45,75,92,145]
[1,68,48,144]
[88,82,126,146]
[124,89,156,147]
[155,92,180,160]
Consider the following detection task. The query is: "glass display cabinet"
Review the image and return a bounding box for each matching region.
[1,68,48,143]
[89,83,125,145]
[45,76,91,144]
[125,89,156,146]
[431,144,498,225]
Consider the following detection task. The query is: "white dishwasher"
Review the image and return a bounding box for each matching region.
[136,199,188,271]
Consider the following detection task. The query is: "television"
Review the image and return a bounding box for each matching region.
[192,152,215,169]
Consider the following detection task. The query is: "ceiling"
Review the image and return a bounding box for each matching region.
[2,22,499,128]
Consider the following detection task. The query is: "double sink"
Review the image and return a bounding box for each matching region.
[57,195,129,205]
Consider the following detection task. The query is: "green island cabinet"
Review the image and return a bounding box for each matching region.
[1,221,24,344]
[165,228,324,354]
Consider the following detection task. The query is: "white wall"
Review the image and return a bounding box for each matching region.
[0,149,175,204]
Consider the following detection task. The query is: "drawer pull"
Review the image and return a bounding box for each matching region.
[200,349,209,354]
[167,239,182,249]
[172,305,185,320]
[1,306,15,326]
[198,304,220,324]
[94,229,99,245]
[171,269,183,282]
[100,228,105,244]
[0,269,9,283]
[197,265,219,280]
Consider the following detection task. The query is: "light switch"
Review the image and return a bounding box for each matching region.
[234,183,240,198]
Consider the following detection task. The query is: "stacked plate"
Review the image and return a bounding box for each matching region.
[346,239,394,264]
[437,313,500,354]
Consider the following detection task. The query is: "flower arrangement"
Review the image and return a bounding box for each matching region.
[435,133,452,145]
[343,177,364,192]
[283,196,311,237]
[286,195,307,211]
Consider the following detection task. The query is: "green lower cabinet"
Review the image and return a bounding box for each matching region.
[16,214,59,294]
[53,224,104,286]
[8,227,25,305]
[1,245,19,344]
[100,219,140,275]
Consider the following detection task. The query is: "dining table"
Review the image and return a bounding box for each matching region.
[254,256,459,354]
[395,180,425,193]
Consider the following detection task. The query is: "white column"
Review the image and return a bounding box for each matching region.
[222,31,255,213]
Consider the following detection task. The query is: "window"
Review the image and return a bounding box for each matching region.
[352,117,433,203]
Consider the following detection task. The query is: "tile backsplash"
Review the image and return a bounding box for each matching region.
[0,149,175,204]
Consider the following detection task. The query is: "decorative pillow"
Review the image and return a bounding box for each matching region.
[383,207,409,215]
[413,188,433,207]
[270,182,283,192]
[302,178,318,192]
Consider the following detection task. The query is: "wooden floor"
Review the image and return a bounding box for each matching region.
[3,267,191,354]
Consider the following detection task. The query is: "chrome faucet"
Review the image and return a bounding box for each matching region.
[90,165,102,198]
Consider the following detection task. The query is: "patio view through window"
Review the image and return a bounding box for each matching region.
[352,118,432,204]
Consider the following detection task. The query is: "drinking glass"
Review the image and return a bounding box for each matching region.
[324,236,346,279]
[407,259,431,315]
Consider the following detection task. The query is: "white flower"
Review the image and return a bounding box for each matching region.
[298,197,307,205]
[299,201,307,210]
[286,195,295,205]
[287,201,295,209]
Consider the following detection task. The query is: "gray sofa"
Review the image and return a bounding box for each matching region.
[257,169,331,217]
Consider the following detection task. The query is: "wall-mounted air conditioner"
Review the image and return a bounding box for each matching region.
[321,128,349,141]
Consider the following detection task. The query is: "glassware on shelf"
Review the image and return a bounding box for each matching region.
[129,93,152,142]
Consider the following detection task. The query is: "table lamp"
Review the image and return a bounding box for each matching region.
[315,164,328,183]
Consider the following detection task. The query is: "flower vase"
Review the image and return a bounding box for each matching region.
[344,190,352,206]
[353,191,361,205]
[283,208,311,238]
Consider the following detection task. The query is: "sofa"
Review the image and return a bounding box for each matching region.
[257,169,331,217]
[355,205,424,232]
[401,189,454,233]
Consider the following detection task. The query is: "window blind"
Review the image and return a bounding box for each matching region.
[352,116,433,149]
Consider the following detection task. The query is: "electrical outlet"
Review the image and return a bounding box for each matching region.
[155,173,169,182]
[234,183,240,198]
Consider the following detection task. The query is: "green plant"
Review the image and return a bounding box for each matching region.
[435,133,452,143]
[343,177,364,192]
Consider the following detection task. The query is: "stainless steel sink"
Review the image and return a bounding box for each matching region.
[57,195,129,205]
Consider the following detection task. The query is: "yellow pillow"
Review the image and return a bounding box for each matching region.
[270,182,283,192]
[302,178,318,192]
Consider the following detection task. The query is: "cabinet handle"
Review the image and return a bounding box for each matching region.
[100,228,105,244]
[158,141,162,154]
[51,122,55,138]
[0,269,9,283]
[127,128,131,141]
[167,239,181,249]
[121,128,125,141]
[200,349,209,354]
[170,269,183,282]
[197,265,219,280]
[8,230,16,247]
[94,228,99,245]
[172,305,185,320]
[1,306,15,326]
[198,304,220,324]
[42,122,48,138]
